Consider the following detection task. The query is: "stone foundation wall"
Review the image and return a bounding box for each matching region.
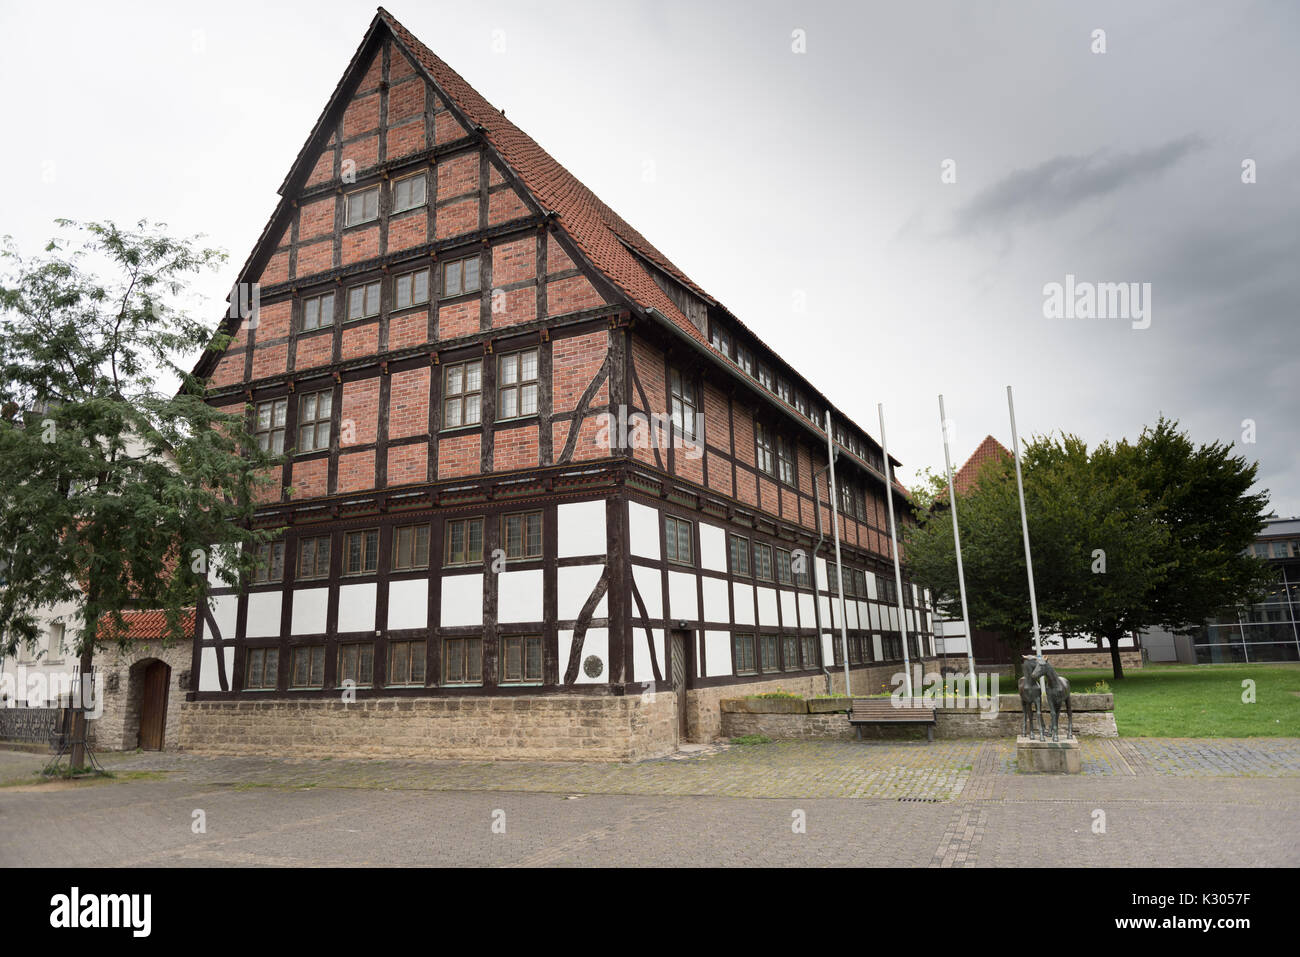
[179,691,679,762]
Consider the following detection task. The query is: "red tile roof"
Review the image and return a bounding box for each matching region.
[952,435,1011,495]
[97,608,196,642]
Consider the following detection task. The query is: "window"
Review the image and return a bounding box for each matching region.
[794,556,810,588]
[735,345,753,376]
[46,623,64,661]
[347,281,381,321]
[498,348,539,419]
[502,635,542,684]
[343,529,380,575]
[297,389,332,452]
[776,379,791,404]
[441,254,481,298]
[755,422,775,475]
[388,639,427,686]
[777,436,795,485]
[443,636,482,685]
[503,511,542,560]
[794,392,808,417]
[776,548,793,585]
[734,634,756,675]
[345,186,379,226]
[392,524,430,570]
[392,172,427,213]
[760,635,778,672]
[394,268,430,310]
[849,635,862,664]
[297,535,331,580]
[245,647,279,690]
[730,535,750,576]
[338,643,374,686]
[753,542,773,581]
[444,517,484,566]
[801,634,818,669]
[290,645,325,688]
[253,541,285,583]
[882,634,902,660]
[665,515,693,565]
[254,398,287,454]
[302,291,334,331]
[782,635,799,671]
[669,368,699,439]
[710,326,730,356]
[442,359,482,428]
[757,365,773,391]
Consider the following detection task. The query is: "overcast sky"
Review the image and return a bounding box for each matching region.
[2,0,1296,515]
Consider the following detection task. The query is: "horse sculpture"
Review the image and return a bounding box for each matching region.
[1025,656,1073,741]
[1016,659,1045,740]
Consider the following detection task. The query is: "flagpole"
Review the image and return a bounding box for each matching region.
[823,410,852,697]
[879,403,913,698]
[938,395,978,688]
[1006,386,1044,690]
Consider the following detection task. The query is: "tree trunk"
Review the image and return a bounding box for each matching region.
[1106,631,1124,681]
[69,611,97,771]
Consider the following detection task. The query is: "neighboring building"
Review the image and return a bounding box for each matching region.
[184,8,939,760]
[929,435,1141,670]
[1179,516,1300,663]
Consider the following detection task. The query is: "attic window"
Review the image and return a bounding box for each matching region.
[392,172,427,213]
[345,186,379,226]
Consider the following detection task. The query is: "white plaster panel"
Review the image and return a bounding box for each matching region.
[198,646,234,692]
[865,574,878,600]
[779,590,797,628]
[244,591,282,639]
[557,564,607,621]
[209,594,238,642]
[705,630,732,677]
[873,634,884,660]
[633,626,664,686]
[629,500,660,559]
[632,564,662,619]
[756,587,779,627]
[732,583,755,626]
[798,593,815,629]
[291,587,328,635]
[699,522,727,572]
[387,579,428,630]
[701,575,729,623]
[337,583,377,634]
[557,500,606,558]
[207,542,240,587]
[668,570,700,622]
[559,627,609,684]
[498,568,544,623]
[441,574,483,627]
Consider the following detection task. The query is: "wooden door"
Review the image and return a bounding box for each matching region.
[670,632,688,740]
[139,661,170,751]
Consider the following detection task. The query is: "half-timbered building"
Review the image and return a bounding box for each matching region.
[186,8,939,760]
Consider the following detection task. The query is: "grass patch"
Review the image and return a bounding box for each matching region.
[745,691,802,700]
[729,734,773,745]
[1000,663,1300,737]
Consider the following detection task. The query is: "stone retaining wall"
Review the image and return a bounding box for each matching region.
[719,693,1118,740]
[179,692,679,762]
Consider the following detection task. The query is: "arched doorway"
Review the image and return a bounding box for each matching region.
[130,659,171,750]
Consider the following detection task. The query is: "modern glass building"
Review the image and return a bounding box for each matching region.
[1194,516,1300,663]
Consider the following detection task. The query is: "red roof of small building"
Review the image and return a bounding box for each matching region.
[952,435,1012,495]
[97,608,196,643]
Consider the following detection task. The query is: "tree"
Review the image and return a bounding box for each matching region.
[0,220,278,769]
[906,423,1274,681]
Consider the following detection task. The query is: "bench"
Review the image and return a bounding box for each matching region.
[848,698,937,743]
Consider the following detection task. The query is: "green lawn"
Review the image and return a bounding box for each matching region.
[1000,662,1300,737]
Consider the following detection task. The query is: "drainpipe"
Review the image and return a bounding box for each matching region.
[824,410,852,697]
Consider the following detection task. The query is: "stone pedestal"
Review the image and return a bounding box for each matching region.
[1016,735,1081,773]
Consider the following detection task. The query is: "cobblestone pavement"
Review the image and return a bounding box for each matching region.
[1,739,1297,866]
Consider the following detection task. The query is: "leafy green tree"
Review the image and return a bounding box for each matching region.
[0,220,278,768]
[907,424,1273,680]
